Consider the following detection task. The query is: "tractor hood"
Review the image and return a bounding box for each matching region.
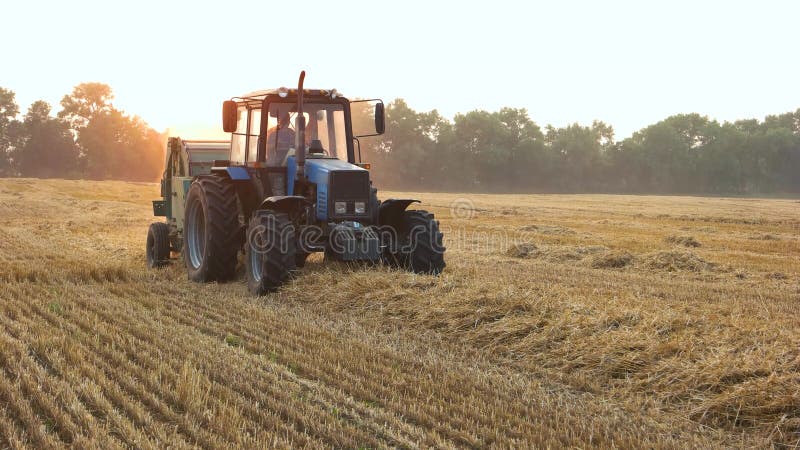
[286,156,370,222]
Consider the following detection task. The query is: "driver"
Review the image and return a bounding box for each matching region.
[265,111,295,166]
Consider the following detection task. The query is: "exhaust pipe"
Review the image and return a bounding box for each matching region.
[295,70,306,173]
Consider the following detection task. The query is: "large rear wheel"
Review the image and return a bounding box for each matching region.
[245,210,297,295]
[184,175,240,282]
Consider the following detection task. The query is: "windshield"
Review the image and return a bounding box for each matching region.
[265,102,348,166]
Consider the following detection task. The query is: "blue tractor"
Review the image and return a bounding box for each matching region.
[147,71,445,295]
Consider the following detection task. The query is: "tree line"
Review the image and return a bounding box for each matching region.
[0,84,163,181]
[356,100,800,195]
[1,84,798,194]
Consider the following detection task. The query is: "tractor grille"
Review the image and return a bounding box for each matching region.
[329,170,369,217]
[330,171,369,200]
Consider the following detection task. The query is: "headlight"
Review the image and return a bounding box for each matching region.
[334,201,347,215]
[354,202,366,214]
[278,87,289,98]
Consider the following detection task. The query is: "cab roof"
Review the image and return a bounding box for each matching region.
[235,88,343,101]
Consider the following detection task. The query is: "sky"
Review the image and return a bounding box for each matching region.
[3,0,799,140]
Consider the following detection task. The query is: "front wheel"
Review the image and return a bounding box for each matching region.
[383,210,446,275]
[245,210,297,295]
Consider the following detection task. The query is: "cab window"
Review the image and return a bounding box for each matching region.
[230,107,247,164]
[247,109,261,164]
[265,102,349,166]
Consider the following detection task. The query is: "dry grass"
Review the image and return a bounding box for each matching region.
[640,250,715,272]
[0,179,798,448]
[590,250,635,268]
[664,234,702,247]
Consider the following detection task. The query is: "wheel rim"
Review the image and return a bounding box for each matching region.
[250,242,262,283]
[187,199,206,269]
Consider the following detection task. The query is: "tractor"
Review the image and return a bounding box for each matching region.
[147,71,445,295]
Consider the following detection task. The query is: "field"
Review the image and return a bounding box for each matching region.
[0,178,798,449]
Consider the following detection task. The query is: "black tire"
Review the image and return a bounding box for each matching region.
[383,210,445,275]
[382,220,409,269]
[295,251,309,268]
[184,175,240,282]
[146,222,170,268]
[245,210,297,295]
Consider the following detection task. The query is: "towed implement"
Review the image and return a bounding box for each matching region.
[148,71,445,294]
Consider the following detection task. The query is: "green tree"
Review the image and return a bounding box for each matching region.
[58,82,114,130]
[56,82,164,181]
[451,108,545,190]
[452,110,504,188]
[496,108,546,190]
[79,109,164,181]
[697,123,745,194]
[0,87,21,176]
[15,101,80,178]
[363,99,448,188]
[545,123,607,191]
[617,114,717,193]
[762,109,800,192]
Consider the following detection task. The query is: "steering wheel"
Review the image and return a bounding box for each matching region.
[307,146,329,157]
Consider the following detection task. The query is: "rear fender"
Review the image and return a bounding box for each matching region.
[378,199,419,227]
[259,195,309,214]
[211,166,249,180]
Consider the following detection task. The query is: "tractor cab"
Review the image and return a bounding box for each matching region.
[226,90,354,168]
[147,71,445,296]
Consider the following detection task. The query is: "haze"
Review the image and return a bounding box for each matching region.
[5,0,799,139]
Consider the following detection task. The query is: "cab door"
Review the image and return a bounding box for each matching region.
[171,143,190,233]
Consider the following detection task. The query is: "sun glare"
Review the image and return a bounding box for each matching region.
[164,124,228,141]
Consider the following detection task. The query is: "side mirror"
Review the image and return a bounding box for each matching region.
[351,98,385,137]
[374,102,385,135]
[222,100,237,133]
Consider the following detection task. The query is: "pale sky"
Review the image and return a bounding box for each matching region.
[4,0,799,139]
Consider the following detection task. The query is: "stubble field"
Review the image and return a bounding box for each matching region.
[0,178,798,448]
